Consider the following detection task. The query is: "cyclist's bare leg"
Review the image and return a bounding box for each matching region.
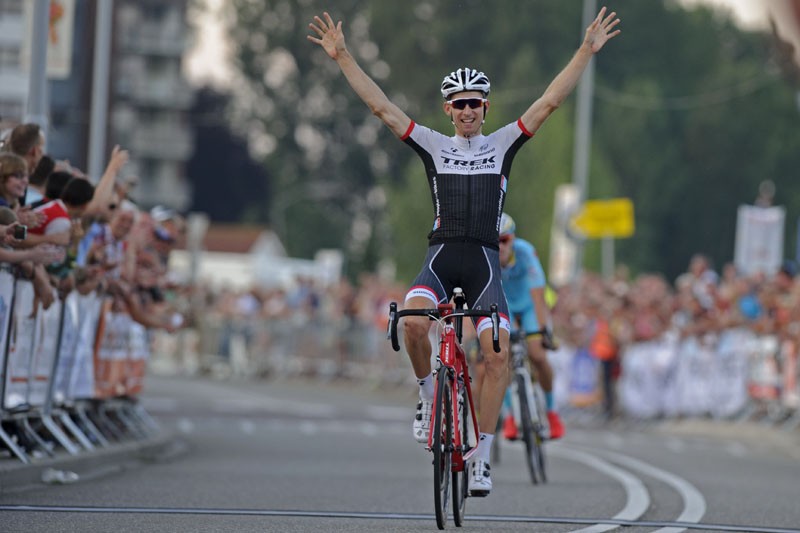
[472,362,483,413]
[402,296,435,379]
[527,338,553,392]
[476,328,510,435]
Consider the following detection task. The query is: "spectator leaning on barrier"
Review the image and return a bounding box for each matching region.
[4,123,45,183]
[26,154,55,205]
[0,152,47,231]
[0,152,28,209]
[0,205,64,266]
[28,169,73,209]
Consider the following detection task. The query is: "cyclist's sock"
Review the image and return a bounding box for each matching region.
[417,372,434,401]
[545,391,555,412]
[475,433,494,463]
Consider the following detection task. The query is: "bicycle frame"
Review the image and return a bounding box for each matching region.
[387,292,501,528]
[428,304,481,472]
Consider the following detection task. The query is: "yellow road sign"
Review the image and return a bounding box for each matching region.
[570,198,635,239]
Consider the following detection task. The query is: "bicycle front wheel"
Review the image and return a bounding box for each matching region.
[433,371,452,529]
[517,373,543,485]
[452,379,469,526]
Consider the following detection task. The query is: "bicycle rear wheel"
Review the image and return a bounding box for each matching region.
[433,371,452,530]
[452,379,469,526]
[517,373,543,485]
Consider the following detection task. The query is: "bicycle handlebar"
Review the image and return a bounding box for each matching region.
[387,303,501,354]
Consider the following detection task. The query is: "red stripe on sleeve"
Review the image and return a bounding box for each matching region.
[400,121,416,140]
[517,118,534,138]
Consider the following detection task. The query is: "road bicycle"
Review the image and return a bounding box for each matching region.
[506,329,549,484]
[388,288,500,530]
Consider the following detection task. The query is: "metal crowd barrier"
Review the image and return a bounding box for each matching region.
[152,312,412,386]
[548,327,800,427]
[0,265,159,464]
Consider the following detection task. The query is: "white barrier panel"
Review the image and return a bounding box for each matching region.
[781,340,799,409]
[618,340,666,419]
[3,280,38,409]
[127,321,149,396]
[28,291,62,407]
[71,293,102,400]
[0,269,15,405]
[549,344,574,410]
[746,335,781,401]
[674,336,715,417]
[52,292,80,405]
[711,328,751,418]
[95,306,131,398]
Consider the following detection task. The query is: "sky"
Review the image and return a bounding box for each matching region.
[183,0,773,88]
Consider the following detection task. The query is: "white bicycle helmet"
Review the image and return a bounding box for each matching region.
[499,212,516,236]
[440,68,491,99]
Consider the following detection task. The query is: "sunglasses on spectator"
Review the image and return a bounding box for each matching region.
[499,235,512,244]
[447,98,487,110]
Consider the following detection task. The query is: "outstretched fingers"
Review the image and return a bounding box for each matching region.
[602,10,620,34]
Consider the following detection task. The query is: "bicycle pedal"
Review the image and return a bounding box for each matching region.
[468,489,490,498]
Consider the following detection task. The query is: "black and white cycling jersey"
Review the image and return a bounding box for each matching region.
[401,119,533,249]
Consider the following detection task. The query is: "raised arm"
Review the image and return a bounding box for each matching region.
[85,145,129,216]
[308,12,412,138]
[520,6,620,135]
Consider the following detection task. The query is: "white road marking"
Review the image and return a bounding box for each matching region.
[592,448,707,533]
[551,445,650,533]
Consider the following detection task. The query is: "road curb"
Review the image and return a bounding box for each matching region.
[0,431,188,496]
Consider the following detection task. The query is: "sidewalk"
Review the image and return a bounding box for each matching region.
[0,431,186,496]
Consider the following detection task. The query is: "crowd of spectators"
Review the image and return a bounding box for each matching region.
[183,250,799,417]
[0,122,185,334]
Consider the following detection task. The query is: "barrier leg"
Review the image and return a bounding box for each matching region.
[130,402,160,434]
[74,403,110,447]
[40,413,80,455]
[113,402,149,440]
[20,416,55,457]
[93,403,126,441]
[57,411,94,451]
[781,411,800,432]
[0,422,30,463]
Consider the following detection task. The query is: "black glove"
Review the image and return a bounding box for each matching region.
[540,328,558,351]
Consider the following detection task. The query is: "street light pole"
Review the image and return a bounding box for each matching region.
[87,0,114,183]
[24,0,50,135]
[570,0,597,281]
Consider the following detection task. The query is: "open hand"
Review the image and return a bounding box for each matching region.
[585,6,621,53]
[308,12,346,60]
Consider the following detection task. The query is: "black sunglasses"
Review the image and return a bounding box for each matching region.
[447,98,487,110]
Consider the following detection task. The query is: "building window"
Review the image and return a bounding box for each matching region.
[0,99,23,121]
[0,0,23,16]
[0,46,20,69]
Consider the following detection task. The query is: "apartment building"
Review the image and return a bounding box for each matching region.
[0,0,193,211]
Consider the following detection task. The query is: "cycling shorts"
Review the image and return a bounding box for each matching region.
[510,306,540,337]
[405,242,511,336]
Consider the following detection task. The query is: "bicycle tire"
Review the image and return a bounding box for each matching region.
[531,385,548,483]
[452,380,469,526]
[433,371,452,530]
[517,373,542,485]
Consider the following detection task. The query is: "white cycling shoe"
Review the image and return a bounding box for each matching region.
[468,459,492,497]
[413,399,433,443]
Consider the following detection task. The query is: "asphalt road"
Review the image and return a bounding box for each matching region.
[2,373,800,532]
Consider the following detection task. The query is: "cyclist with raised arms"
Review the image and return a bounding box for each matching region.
[308,8,620,496]
[498,212,564,439]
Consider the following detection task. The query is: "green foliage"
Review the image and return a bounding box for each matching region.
[225,0,800,284]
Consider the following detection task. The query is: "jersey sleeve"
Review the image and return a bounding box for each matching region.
[517,240,546,289]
